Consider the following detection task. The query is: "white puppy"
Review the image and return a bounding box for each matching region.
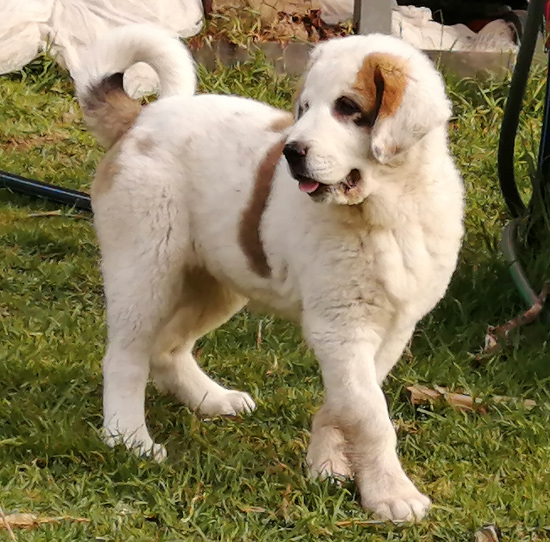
[75,24,464,522]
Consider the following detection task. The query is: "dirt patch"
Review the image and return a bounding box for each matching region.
[188,0,353,48]
[2,133,68,152]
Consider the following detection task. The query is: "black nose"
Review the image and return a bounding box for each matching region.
[283,141,308,173]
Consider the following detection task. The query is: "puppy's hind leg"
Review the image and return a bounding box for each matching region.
[95,167,191,460]
[100,261,174,460]
[151,269,256,417]
[102,338,167,461]
[100,240,188,460]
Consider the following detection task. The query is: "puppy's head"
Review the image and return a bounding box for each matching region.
[284,34,452,205]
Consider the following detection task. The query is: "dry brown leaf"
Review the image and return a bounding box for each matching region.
[0,513,89,530]
[239,505,267,513]
[256,320,263,348]
[407,384,441,403]
[434,385,478,412]
[492,395,536,409]
[26,211,89,220]
[0,507,16,541]
[0,513,39,529]
[478,283,548,359]
[277,484,292,521]
[27,210,62,218]
[407,384,536,413]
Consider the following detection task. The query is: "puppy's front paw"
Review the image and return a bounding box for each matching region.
[359,470,431,522]
[103,428,168,462]
[307,425,352,482]
[196,389,256,417]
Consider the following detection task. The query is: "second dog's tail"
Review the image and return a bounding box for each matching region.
[73,24,196,148]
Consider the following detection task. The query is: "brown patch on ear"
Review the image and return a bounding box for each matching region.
[352,53,408,123]
[269,113,294,132]
[239,139,286,278]
[91,139,123,199]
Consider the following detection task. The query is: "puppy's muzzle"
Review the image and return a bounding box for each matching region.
[283,141,309,178]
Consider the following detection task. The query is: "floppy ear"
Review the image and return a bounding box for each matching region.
[353,53,451,164]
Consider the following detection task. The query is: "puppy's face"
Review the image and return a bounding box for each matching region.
[284,35,452,205]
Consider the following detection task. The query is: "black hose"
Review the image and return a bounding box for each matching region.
[538,64,550,176]
[0,170,92,212]
[498,0,550,315]
[497,0,546,218]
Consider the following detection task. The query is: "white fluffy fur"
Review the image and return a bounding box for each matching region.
[77,25,464,522]
[73,24,197,100]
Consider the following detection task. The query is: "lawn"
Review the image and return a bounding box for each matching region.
[1,52,550,541]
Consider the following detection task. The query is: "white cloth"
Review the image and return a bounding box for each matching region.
[0,0,53,75]
[0,0,203,93]
[319,3,518,53]
[318,0,353,26]
[392,6,518,52]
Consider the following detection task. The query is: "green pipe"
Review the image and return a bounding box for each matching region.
[501,218,541,308]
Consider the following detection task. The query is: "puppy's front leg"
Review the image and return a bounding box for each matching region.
[305,321,430,522]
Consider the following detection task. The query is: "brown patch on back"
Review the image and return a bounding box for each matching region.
[82,73,142,149]
[239,138,286,278]
[352,53,408,122]
[269,113,294,132]
[135,135,154,155]
[91,132,155,200]
[91,139,123,200]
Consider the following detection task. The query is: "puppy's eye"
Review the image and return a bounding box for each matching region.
[297,101,309,119]
[334,96,361,118]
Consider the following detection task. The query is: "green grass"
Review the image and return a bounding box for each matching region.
[2,52,550,541]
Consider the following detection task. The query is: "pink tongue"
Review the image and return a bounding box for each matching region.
[299,181,320,193]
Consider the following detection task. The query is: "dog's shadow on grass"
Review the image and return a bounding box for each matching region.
[410,247,550,387]
[2,235,549,490]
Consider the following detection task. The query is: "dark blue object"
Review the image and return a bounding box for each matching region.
[0,169,92,212]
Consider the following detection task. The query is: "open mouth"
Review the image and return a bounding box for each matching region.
[297,169,361,197]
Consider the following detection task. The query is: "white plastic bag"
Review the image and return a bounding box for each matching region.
[0,0,53,75]
[318,2,517,53]
[50,0,203,72]
[0,0,203,89]
[392,6,518,52]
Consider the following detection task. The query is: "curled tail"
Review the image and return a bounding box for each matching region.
[74,24,196,148]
